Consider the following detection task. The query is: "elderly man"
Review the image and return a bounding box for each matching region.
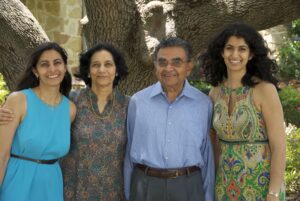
[124,37,214,201]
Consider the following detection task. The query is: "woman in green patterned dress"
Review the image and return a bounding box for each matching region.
[200,23,286,201]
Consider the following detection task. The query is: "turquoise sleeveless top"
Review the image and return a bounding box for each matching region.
[0,88,70,201]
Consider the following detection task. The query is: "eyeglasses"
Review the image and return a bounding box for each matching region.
[156,58,188,68]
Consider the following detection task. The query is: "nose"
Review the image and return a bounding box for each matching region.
[48,64,57,71]
[232,49,239,58]
[165,63,175,71]
[97,65,106,72]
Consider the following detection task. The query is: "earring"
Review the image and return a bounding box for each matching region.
[87,74,90,78]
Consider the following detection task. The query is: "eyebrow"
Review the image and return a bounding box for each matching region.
[225,44,249,48]
[157,57,183,61]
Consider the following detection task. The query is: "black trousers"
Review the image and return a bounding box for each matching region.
[129,166,204,201]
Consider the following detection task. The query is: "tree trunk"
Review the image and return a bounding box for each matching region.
[83,0,300,95]
[0,0,300,94]
[0,0,48,90]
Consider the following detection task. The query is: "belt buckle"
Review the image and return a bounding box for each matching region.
[169,170,179,179]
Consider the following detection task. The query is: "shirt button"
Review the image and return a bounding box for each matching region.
[168,122,171,125]
[165,156,168,160]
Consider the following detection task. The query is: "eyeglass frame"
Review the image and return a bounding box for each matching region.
[155,57,190,68]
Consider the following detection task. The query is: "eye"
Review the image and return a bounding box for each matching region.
[54,60,63,65]
[91,63,100,68]
[104,62,114,68]
[239,47,248,52]
[157,60,168,67]
[224,46,233,51]
[39,62,49,68]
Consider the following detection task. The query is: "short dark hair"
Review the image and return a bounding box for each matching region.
[75,43,129,88]
[154,37,193,61]
[16,42,72,96]
[200,22,278,87]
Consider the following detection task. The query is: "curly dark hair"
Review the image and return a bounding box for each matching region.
[75,43,129,88]
[200,22,278,88]
[16,42,72,96]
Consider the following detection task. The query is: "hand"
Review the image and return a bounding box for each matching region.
[0,107,14,125]
[266,194,279,201]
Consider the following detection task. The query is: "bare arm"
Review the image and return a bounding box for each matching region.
[208,87,221,168]
[0,92,26,185]
[254,83,286,200]
[69,101,76,122]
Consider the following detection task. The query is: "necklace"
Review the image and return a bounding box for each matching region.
[89,90,115,119]
[34,88,61,111]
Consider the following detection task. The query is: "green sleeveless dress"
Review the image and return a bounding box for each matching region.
[213,86,285,201]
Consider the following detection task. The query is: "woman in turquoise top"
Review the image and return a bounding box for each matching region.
[0,42,76,201]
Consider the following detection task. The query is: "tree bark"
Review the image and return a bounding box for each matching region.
[0,0,48,90]
[0,0,300,94]
[83,0,300,94]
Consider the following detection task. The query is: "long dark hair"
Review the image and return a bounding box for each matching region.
[75,43,128,88]
[16,42,72,96]
[200,22,278,88]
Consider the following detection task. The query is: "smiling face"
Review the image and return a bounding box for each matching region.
[33,49,67,88]
[222,36,253,75]
[89,50,117,89]
[154,46,193,92]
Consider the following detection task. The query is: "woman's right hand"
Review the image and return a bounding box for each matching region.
[0,107,14,125]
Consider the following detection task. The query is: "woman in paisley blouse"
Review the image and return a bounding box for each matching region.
[200,23,286,201]
[0,43,129,201]
[61,43,129,201]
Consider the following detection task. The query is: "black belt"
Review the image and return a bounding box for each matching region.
[219,138,269,144]
[10,153,59,164]
[136,164,200,179]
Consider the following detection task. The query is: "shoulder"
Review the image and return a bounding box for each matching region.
[253,81,279,106]
[253,81,278,97]
[4,91,27,117]
[186,85,212,107]
[115,90,130,106]
[69,88,89,103]
[130,84,155,100]
[208,86,221,103]
[5,91,26,106]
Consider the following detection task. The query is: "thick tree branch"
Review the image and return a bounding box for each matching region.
[0,0,48,90]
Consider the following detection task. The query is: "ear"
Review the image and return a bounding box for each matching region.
[249,53,254,60]
[186,61,194,76]
[32,69,38,78]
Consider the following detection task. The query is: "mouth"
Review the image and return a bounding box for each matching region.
[229,60,241,64]
[47,74,59,79]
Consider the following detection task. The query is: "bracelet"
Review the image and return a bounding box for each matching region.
[268,191,279,198]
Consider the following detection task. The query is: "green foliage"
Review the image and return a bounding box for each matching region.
[285,127,300,193]
[189,80,211,95]
[278,19,300,81]
[0,74,9,104]
[279,86,300,127]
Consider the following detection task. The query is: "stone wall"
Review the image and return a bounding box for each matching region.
[21,0,82,70]
[259,25,288,59]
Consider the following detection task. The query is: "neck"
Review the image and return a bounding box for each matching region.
[226,70,245,89]
[91,85,113,103]
[163,85,184,102]
[34,85,61,105]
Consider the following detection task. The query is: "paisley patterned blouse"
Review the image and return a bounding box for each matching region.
[213,86,285,201]
[61,87,129,201]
